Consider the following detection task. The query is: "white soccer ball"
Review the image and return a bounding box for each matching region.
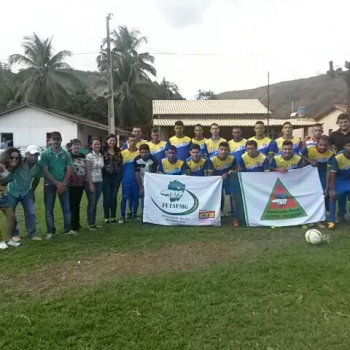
[305,229,323,245]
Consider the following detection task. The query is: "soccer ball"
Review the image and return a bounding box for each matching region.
[305,229,323,245]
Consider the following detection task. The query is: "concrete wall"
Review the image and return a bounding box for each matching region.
[77,124,109,147]
[317,110,343,136]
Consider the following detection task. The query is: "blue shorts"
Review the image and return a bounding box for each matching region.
[122,182,139,200]
[223,177,233,195]
[336,182,350,196]
[0,192,9,209]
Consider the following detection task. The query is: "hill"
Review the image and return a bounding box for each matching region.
[216,74,348,118]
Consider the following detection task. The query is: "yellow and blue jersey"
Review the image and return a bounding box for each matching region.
[185,156,209,176]
[121,149,139,185]
[122,139,147,150]
[248,136,277,156]
[208,154,236,176]
[331,153,350,193]
[275,137,302,154]
[191,138,208,157]
[205,137,227,158]
[147,141,167,166]
[159,158,186,175]
[166,136,192,161]
[239,153,270,172]
[228,138,247,162]
[300,145,334,183]
[271,154,303,170]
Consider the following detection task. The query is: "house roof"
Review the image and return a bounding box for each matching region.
[153,99,269,116]
[153,118,316,127]
[0,103,130,136]
[316,104,348,120]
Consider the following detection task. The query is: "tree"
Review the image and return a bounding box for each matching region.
[327,61,350,110]
[196,89,215,100]
[157,78,182,100]
[97,26,157,127]
[8,33,80,109]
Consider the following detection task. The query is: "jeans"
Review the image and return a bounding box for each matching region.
[69,186,84,231]
[121,182,139,217]
[103,172,122,219]
[44,184,71,234]
[85,181,103,226]
[7,191,37,238]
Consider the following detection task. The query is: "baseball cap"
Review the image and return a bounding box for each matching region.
[26,145,40,154]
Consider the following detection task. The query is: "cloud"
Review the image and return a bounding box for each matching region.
[155,0,212,29]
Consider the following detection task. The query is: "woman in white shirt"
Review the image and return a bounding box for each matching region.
[85,138,104,230]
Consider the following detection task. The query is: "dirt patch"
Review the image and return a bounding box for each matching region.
[1,241,253,297]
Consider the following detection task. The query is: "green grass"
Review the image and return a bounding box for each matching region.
[0,186,350,349]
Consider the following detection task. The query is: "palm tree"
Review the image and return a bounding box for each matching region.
[97,26,157,127]
[9,33,80,109]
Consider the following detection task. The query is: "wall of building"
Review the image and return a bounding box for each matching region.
[317,110,343,136]
[77,124,108,147]
[0,107,78,148]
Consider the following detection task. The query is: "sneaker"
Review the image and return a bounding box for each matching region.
[126,213,132,220]
[327,222,335,229]
[30,236,42,241]
[220,211,224,218]
[132,215,140,220]
[65,230,78,235]
[110,219,117,224]
[104,219,110,224]
[233,218,240,227]
[96,225,102,229]
[12,236,21,242]
[7,239,21,247]
[89,225,97,231]
[78,227,83,231]
[118,218,125,224]
[0,241,8,250]
[46,233,54,239]
[316,222,326,229]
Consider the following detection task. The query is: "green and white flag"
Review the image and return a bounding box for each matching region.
[237,166,325,227]
[144,173,222,226]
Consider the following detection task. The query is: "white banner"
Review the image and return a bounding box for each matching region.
[144,173,222,226]
[238,166,325,227]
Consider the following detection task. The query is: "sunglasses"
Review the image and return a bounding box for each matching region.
[10,156,19,160]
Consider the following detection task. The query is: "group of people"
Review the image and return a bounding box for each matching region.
[0,114,349,249]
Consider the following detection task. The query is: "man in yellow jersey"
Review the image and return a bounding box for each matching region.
[122,126,147,150]
[166,121,192,161]
[147,127,167,167]
[249,121,277,159]
[208,142,239,226]
[274,122,302,154]
[185,144,209,176]
[159,146,186,175]
[205,123,227,158]
[192,124,208,157]
[270,140,304,172]
[239,140,270,172]
[228,127,247,163]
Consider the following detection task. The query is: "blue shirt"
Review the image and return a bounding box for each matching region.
[159,158,186,175]
[166,136,192,161]
[121,149,139,185]
[239,153,270,172]
[185,156,209,176]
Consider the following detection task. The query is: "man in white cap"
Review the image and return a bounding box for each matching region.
[6,145,43,241]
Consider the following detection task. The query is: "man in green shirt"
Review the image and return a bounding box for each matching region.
[40,131,74,238]
[7,145,43,241]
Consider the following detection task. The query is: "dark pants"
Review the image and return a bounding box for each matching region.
[103,172,122,219]
[85,182,103,226]
[44,184,71,234]
[69,186,84,231]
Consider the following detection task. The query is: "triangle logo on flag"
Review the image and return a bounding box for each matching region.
[261,178,307,220]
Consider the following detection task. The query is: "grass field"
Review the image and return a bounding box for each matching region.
[0,186,349,349]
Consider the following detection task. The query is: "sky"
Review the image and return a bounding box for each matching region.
[1,0,349,99]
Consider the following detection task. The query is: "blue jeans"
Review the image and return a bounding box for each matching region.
[85,182,103,226]
[44,184,71,234]
[7,191,37,238]
[103,172,122,219]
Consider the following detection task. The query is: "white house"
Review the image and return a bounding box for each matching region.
[0,104,129,148]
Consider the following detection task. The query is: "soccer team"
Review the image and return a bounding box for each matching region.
[0,113,350,249]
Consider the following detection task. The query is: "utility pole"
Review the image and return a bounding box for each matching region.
[106,13,115,134]
[267,72,270,137]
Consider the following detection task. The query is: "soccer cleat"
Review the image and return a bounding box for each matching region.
[46,233,54,239]
[118,218,125,224]
[30,236,42,241]
[7,239,21,247]
[233,218,240,227]
[0,241,8,250]
[327,222,335,229]
[126,213,132,220]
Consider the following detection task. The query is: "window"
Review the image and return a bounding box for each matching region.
[0,133,13,148]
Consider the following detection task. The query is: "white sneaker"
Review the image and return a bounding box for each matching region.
[0,241,8,250]
[118,218,125,224]
[88,226,97,231]
[65,230,78,235]
[46,233,54,239]
[7,239,21,247]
